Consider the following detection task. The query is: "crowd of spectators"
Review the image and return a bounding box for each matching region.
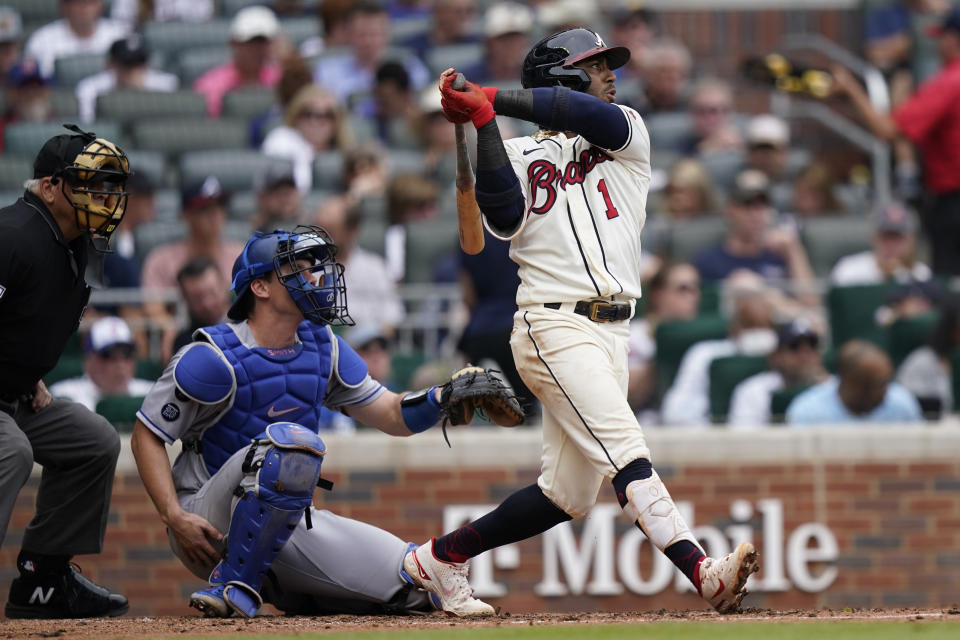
[3,0,958,429]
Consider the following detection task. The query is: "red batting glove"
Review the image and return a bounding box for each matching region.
[441,74,496,128]
[440,96,472,124]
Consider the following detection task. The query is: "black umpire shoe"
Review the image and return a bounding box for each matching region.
[5,564,129,619]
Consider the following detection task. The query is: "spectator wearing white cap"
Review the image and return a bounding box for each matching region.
[0,7,22,77]
[24,0,129,78]
[75,34,179,123]
[312,1,429,109]
[49,317,154,412]
[110,0,213,30]
[830,201,932,286]
[458,1,535,84]
[194,5,283,116]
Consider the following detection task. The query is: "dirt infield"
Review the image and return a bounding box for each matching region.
[1,608,956,639]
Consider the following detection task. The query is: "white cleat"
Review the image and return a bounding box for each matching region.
[402,539,496,618]
[698,542,760,614]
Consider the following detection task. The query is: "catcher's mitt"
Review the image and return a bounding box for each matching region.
[439,366,525,431]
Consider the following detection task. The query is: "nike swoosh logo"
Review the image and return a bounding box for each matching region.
[267,405,302,418]
[522,148,543,155]
[711,578,725,599]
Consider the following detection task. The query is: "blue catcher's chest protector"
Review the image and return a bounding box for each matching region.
[198,322,333,474]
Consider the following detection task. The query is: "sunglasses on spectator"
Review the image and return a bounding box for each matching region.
[784,337,818,351]
[670,282,700,293]
[96,344,135,360]
[693,104,729,115]
[300,109,336,121]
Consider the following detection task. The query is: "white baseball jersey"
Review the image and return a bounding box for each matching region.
[486,104,651,307]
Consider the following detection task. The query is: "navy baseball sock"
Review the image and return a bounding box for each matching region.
[17,550,70,577]
[432,484,571,563]
[612,460,705,588]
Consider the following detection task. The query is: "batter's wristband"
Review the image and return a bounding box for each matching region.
[400,386,442,433]
[481,86,498,103]
[471,102,495,129]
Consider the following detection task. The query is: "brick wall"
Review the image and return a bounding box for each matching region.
[1,427,958,616]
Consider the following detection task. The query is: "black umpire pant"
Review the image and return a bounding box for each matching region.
[0,398,120,556]
[922,189,960,276]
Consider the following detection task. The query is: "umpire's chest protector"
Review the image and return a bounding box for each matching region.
[198,322,333,474]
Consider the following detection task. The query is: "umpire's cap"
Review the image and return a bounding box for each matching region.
[521,28,630,92]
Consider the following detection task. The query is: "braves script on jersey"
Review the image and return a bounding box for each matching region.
[488,104,650,307]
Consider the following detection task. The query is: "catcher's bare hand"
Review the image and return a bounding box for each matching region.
[24,380,51,412]
[167,508,223,568]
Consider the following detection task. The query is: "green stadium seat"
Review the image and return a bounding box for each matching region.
[50,88,79,117]
[424,43,485,77]
[708,354,769,422]
[951,349,960,413]
[390,351,428,390]
[699,280,721,315]
[389,16,431,44]
[279,17,321,45]
[95,396,145,432]
[222,0,264,14]
[666,215,726,262]
[826,283,892,350]
[144,20,232,55]
[97,90,207,127]
[181,150,293,194]
[0,155,32,190]
[404,218,460,283]
[699,150,746,191]
[313,151,345,190]
[3,121,122,155]
[135,360,163,380]
[132,118,249,157]
[770,384,813,423]
[889,312,939,368]
[53,53,105,87]
[645,112,695,154]
[3,0,58,22]
[357,216,387,257]
[800,217,873,278]
[45,356,83,386]
[388,149,427,177]
[222,88,275,120]
[655,315,729,393]
[124,149,167,187]
[135,221,187,257]
[176,46,232,86]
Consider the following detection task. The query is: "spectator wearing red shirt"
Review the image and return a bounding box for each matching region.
[833,7,960,275]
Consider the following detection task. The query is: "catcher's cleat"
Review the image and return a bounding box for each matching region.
[402,539,495,618]
[5,563,129,619]
[189,585,232,618]
[697,542,759,614]
[190,581,261,619]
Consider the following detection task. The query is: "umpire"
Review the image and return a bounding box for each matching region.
[0,125,131,618]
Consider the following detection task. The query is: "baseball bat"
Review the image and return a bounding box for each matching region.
[451,73,485,255]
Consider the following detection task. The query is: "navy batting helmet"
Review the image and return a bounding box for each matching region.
[228,225,352,326]
[521,28,630,92]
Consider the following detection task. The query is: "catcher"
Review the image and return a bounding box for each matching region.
[131,225,521,618]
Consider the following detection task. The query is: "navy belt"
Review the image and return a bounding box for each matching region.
[544,300,631,322]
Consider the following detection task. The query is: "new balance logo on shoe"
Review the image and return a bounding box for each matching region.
[29,587,54,605]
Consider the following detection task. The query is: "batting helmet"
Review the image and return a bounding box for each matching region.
[521,28,630,92]
[34,124,131,247]
[228,225,352,326]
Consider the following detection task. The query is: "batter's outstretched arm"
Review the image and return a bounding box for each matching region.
[475,119,525,233]
[494,87,630,150]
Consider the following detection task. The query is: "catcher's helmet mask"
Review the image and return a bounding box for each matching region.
[229,225,353,327]
[39,124,131,249]
[521,28,630,93]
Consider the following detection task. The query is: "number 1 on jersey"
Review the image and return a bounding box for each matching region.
[597,179,619,219]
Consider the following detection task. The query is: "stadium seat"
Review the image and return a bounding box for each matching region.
[132,118,249,157]
[770,384,812,423]
[229,190,257,220]
[404,218,460,283]
[708,354,769,422]
[826,283,892,350]
[95,396,145,433]
[45,356,83,386]
[888,312,939,368]
[655,314,729,393]
[53,53,105,88]
[699,150,746,191]
[124,149,167,187]
[699,280,722,315]
[800,217,873,277]
[665,215,726,262]
[144,19,232,56]
[390,351,428,390]
[50,88,79,117]
[3,121,122,155]
[645,112,695,154]
[222,88,276,120]
[221,0,264,15]
[424,43,485,77]
[135,360,163,380]
[279,17,321,46]
[389,15,431,44]
[97,90,207,128]
[153,189,181,223]
[3,0,58,22]
[387,149,427,177]
[135,221,187,257]
[357,215,387,256]
[181,150,294,194]
[0,155,32,190]
[313,151,345,190]
[176,46,232,86]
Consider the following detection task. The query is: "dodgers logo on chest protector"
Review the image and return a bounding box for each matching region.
[198,323,333,474]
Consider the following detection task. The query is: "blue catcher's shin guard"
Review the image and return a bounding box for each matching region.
[190,423,326,618]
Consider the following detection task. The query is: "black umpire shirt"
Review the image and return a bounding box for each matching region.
[0,191,91,400]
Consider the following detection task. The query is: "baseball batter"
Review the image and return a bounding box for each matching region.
[131,225,516,618]
[403,29,760,617]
